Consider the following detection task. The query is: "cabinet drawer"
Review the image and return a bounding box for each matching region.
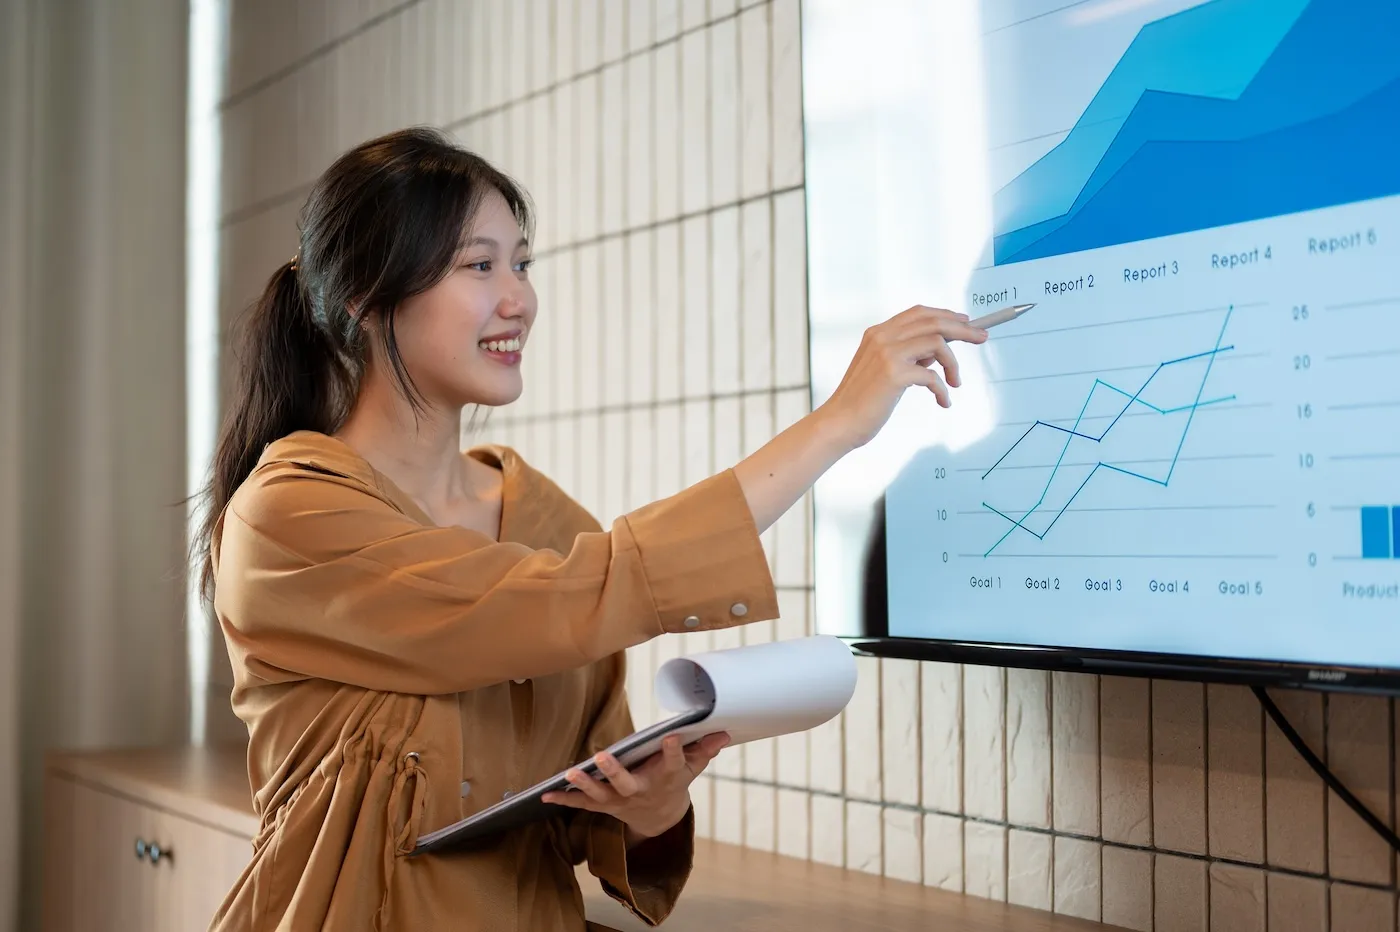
[148,806,251,930]
[43,775,157,932]
[43,773,252,932]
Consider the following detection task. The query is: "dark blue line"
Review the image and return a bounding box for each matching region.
[1037,423,1102,442]
[1040,464,1103,538]
[1164,344,1234,366]
[982,501,1046,540]
[980,307,1235,555]
[981,421,1041,479]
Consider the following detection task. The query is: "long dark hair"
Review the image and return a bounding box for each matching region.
[195,126,533,599]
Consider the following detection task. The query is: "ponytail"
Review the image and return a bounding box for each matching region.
[194,259,352,599]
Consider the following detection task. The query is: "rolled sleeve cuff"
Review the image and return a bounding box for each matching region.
[623,469,779,635]
[588,808,696,926]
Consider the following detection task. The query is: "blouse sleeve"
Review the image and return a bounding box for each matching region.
[213,462,778,696]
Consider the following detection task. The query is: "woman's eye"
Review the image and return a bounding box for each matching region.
[462,260,491,272]
[514,258,535,274]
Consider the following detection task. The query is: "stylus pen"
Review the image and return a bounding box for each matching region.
[968,303,1035,330]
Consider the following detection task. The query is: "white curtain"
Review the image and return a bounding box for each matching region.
[0,0,189,928]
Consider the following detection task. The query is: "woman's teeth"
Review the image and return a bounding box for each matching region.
[480,337,522,353]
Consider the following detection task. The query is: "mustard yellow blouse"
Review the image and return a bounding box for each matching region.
[207,431,779,931]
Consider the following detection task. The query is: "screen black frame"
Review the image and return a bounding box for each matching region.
[796,0,1400,698]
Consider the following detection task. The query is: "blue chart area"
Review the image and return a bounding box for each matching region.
[980,307,1236,556]
[993,0,1400,265]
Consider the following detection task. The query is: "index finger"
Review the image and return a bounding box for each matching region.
[904,305,970,326]
[937,321,989,344]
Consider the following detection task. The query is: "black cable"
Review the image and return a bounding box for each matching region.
[1252,685,1400,854]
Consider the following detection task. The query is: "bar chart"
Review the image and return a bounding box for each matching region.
[1360,506,1400,560]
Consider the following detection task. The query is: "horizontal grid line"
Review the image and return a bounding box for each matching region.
[704,773,1400,895]
[535,185,807,260]
[218,180,806,264]
[494,384,811,425]
[442,4,764,135]
[216,3,772,228]
[219,0,428,111]
[220,184,311,229]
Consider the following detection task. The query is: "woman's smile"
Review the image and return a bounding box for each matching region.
[478,329,524,366]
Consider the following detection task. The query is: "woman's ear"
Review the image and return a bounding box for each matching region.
[350,301,375,335]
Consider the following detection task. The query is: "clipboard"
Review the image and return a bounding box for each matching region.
[411,635,858,856]
[411,705,713,854]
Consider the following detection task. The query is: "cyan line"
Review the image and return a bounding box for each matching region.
[1165,307,1234,485]
[981,307,1235,555]
[1161,395,1235,414]
[1099,462,1168,486]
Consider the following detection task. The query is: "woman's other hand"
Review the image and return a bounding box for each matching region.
[541,732,730,843]
[818,305,988,450]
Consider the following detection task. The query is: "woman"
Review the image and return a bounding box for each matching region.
[200,126,985,931]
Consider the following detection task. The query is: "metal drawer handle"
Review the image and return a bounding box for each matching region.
[133,837,171,865]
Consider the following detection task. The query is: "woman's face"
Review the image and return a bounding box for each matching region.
[388,189,538,410]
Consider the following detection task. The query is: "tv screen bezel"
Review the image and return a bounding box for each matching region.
[795,0,1400,698]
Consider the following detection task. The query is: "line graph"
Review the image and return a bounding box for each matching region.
[979,306,1236,556]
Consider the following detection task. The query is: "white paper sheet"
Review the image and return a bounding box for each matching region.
[612,635,858,767]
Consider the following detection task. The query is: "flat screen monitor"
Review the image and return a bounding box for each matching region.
[800,0,1400,692]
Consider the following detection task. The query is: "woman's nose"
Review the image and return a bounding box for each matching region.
[497,291,530,322]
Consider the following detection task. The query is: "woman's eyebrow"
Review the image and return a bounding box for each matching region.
[461,236,530,250]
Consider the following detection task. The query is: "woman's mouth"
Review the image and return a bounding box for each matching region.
[478,336,523,365]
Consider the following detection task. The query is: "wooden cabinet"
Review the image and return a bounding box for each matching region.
[42,746,256,932]
[43,746,1122,932]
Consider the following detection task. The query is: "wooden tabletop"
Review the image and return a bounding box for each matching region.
[45,744,258,837]
[581,839,1127,932]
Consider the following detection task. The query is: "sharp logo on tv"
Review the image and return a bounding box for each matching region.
[1307,670,1348,683]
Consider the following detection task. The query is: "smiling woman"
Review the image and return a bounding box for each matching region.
[196,126,984,932]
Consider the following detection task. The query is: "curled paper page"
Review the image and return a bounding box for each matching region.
[611,635,858,768]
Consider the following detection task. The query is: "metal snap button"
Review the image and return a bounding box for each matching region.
[513,678,527,684]
[683,615,701,628]
[460,780,472,798]
[730,602,748,617]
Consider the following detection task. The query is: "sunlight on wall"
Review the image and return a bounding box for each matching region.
[184,0,227,745]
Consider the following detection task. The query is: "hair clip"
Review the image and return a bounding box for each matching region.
[289,251,300,271]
